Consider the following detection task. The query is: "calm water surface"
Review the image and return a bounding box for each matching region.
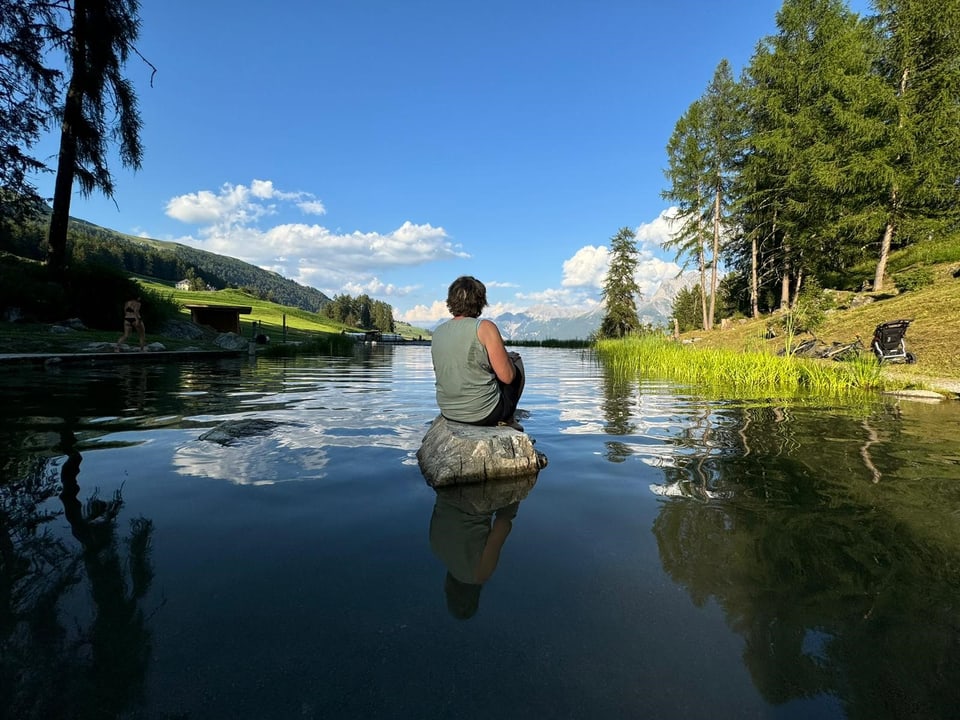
[2,346,959,719]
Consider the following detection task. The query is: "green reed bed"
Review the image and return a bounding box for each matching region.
[595,334,890,398]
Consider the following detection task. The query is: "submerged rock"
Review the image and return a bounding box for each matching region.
[417,415,548,487]
[199,419,285,445]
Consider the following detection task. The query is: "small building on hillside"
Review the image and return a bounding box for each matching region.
[184,304,252,334]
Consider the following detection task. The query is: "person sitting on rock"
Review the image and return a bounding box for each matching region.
[430,276,524,430]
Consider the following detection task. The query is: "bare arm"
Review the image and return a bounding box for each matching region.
[474,515,513,583]
[477,319,515,384]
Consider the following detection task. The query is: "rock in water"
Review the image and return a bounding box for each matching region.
[417,415,548,487]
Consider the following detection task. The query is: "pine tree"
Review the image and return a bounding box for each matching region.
[663,100,711,330]
[47,0,148,274]
[701,59,745,328]
[599,227,642,339]
[868,0,960,290]
[663,60,745,330]
[742,0,876,306]
[0,0,60,223]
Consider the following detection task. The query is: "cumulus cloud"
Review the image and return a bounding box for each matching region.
[561,245,608,288]
[165,180,467,293]
[297,200,327,215]
[397,300,450,325]
[635,207,679,248]
[342,278,418,297]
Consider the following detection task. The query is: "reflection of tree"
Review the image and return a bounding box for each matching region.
[651,405,960,718]
[0,432,155,719]
[599,363,637,462]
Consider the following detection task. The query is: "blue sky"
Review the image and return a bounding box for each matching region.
[30,0,868,325]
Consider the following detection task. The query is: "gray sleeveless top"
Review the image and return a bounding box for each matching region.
[431,318,499,422]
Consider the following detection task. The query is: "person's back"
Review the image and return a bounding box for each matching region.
[430,276,524,429]
[431,318,499,423]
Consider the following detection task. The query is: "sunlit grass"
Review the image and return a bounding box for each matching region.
[595,334,893,398]
[137,280,349,341]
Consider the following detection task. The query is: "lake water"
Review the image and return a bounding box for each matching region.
[2,345,959,719]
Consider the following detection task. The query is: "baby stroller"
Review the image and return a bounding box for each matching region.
[871,319,916,364]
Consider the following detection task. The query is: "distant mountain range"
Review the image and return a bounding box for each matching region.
[491,274,697,341]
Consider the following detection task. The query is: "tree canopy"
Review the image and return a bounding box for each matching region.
[663,0,960,318]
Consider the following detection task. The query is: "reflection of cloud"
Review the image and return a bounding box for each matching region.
[173,413,427,485]
[174,431,330,485]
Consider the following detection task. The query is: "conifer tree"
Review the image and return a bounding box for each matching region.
[46,0,147,274]
[663,60,745,330]
[742,0,875,306]
[0,0,60,223]
[868,0,960,290]
[599,227,642,339]
[663,101,710,330]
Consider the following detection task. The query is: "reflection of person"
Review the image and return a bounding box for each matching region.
[429,475,537,620]
[430,495,520,620]
[116,297,146,352]
[431,276,525,430]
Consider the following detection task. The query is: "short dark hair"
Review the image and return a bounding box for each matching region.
[446,276,487,318]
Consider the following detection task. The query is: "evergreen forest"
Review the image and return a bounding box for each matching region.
[662,0,960,331]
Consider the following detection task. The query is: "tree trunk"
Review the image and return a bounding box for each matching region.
[780,238,791,310]
[698,242,709,330]
[46,0,89,276]
[792,269,803,308]
[874,219,895,292]
[750,232,759,319]
[697,211,709,331]
[709,186,721,330]
[874,66,908,293]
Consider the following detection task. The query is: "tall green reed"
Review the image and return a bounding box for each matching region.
[595,334,891,398]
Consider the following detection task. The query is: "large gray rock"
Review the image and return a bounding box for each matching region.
[417,415,548,487]
[214,332,249,350]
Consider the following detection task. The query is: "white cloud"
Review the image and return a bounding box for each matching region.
[165,180,467,296]
[297,200,327,215]
[562,245,609,288]
[341,278,418,297]
[635,207,679,249]
[165,184,264,224]
[397,300,450,325]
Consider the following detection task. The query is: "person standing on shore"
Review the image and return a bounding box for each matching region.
[430,276,525,430]
[116,297,146,351]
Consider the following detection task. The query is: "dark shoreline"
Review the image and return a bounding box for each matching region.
[0,349,246,366]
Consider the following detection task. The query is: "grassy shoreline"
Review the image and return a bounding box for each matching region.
[596,334,899,399]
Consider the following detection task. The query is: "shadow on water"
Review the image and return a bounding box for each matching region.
[596,360,960,718]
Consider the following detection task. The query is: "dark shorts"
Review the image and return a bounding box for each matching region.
[474,356,525,427]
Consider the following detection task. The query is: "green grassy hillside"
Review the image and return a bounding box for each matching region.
[684,262,960,383]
